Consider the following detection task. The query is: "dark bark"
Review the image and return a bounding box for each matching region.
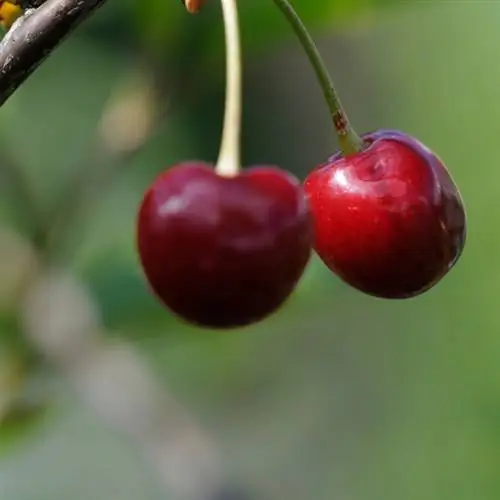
[0,0,109,106]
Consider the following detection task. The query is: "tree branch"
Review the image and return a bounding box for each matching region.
[0,0,109,106]
[19,268,246,500]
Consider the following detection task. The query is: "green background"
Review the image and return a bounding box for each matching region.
[0,1,496,499]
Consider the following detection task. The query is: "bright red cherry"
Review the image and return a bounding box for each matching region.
[137,162,312,328]
[304,129,466,299]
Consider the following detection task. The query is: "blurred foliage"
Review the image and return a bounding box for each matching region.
[0,1,498,500]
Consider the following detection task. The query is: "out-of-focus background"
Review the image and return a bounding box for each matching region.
[0,0,495,499]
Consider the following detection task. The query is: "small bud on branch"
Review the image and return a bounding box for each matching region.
[183,0,207,14]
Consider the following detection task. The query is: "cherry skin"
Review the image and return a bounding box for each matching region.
[304,129,466,299]
[137,162,312,328]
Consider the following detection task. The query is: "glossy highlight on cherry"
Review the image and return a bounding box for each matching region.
[137,162,312,328]
[304,129,466,299]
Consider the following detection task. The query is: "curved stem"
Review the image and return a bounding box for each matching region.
[215,0,242,176]
[271,0,364,156]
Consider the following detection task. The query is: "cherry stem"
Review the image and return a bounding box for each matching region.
[271,0,364,156]
[215,0,242,176]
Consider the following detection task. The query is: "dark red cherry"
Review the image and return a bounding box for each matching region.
[137,162,312,328]
[304,129,466,299]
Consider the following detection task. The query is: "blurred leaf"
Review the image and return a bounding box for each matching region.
[0,400,51,456]
[0,347,53,456]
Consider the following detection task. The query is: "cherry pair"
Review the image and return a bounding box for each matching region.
[137,0,466,329]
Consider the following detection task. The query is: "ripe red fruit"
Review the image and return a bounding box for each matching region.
[137,162,312,328]
[304,129,466,299]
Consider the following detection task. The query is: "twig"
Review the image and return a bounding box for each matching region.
[19,269,236,500]
[0,0,110,106]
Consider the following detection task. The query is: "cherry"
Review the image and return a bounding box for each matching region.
[137,162,312,328]
[304,129,466,298]
[137,0,311,328]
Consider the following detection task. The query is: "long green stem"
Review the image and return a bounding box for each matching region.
[215,0,242,176]
[271,0,364,156]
